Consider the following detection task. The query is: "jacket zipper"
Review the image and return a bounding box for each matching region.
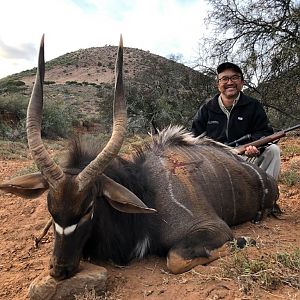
[225,111,231,140]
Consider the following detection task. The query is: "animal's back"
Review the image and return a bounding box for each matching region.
[142,127,279,247]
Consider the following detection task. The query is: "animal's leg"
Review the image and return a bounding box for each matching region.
[167,243,230,274]
[167,232,254,274]
[166,228,233,274]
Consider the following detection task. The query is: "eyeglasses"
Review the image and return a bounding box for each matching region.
[218,75,242,84]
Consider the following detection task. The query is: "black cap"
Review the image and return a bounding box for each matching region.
[217,62,244,80]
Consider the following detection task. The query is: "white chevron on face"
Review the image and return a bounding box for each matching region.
[54,222,77,236]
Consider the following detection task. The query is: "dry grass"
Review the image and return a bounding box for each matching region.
[74,286,122,300]
[220,247,300,295]
[280,168,300,186]
[73,246,300,299]
[75,288,103,300]
[0,140,29,160]
[281,143,300,157]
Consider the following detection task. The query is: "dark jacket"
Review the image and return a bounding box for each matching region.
[191,92,273,145]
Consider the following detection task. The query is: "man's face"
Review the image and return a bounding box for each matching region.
[217,69,244,99]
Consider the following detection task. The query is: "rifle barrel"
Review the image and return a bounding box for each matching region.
[227,134,251,146]
[233,123,300,155]
[284,124,300,133]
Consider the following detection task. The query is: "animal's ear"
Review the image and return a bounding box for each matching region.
[0,172,49,199]
[100,175,156,214]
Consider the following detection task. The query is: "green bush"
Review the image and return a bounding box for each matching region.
[0,94,75,139]
[44,81,56,85]
[66,81,82,86]
[42,99,75,138]
[0,94,28,119]
[0,94,27,140]
[0,123,11,139]
[0,79,26,93]
[0,119,26,141]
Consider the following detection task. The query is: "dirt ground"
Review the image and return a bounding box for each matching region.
[0,137,299,300]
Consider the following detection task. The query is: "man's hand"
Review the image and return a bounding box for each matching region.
[244,145,260,157]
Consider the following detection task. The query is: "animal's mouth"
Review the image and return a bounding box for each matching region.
[49,260,79,280]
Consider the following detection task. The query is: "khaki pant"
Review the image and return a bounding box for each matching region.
[245,144,281,180]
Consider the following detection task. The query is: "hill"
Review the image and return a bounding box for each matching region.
[0,46,215,138]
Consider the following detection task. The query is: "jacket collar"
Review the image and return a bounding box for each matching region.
[207,92,252,113]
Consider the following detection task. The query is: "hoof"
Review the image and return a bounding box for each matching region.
[235,237,256,248]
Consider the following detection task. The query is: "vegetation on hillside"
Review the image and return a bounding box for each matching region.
[0,85,75,140]
[1,0,299,139]
[0,46,216,139]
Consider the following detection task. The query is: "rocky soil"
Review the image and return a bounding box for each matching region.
[0,137,299,300]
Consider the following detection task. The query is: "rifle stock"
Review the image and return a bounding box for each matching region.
[234,123,300,155]
[234,132,284,155]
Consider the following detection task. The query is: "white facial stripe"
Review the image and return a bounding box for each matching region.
[54,222,64,235]
[54,222,78,236]
[64,224,77,235]
[53,202,94,236]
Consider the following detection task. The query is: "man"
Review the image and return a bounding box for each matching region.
[191,62,280,180]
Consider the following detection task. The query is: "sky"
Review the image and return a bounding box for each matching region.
[0,0,209,79]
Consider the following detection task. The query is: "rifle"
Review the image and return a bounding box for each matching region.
[226,134,252,147]
[233,124,300,155]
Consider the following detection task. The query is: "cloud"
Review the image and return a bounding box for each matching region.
[70,0,98,13]
[0,0,208,78]
[0,40,36,60]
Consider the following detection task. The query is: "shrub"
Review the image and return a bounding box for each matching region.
[0,94,28,120]
[42,99,75,138]
[0,79,26,93]
[0,119,26,141]
[0,123,12,139]
[66,81,82,86]
[44,81,56,85]
[280,168,300,186]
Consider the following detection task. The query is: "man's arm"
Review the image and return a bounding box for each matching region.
[249,101,274,141]
[191,104,208,137]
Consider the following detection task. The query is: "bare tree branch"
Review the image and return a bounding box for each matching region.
[196,0,300,127]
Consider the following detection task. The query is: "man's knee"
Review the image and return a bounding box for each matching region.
[260,144,281,180]
[264,144,281,159]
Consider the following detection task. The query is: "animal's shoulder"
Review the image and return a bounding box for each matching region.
[151,125,231,151]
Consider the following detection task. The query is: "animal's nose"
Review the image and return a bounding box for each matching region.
[50,264,78,280]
